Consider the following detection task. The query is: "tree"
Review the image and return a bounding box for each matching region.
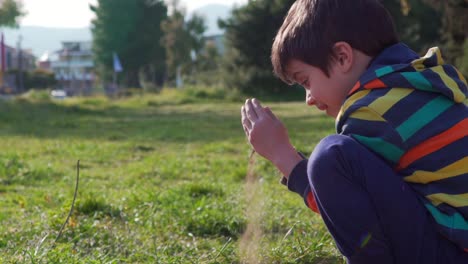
[383,0,467,75]
[457,41,468,77]
[90,0,167,88]
[219,0,466,97]
[0,0,23,27]
[219,0,300,97]
[161,1,207,85]
[422,0,467,73]
[382,0,442,53]
[131,0,168,90]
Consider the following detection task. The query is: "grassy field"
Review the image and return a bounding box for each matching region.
[0,89,344,263]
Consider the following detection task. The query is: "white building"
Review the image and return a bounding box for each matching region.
[50,41,95,96]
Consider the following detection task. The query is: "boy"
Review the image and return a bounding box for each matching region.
[241,0,468,263]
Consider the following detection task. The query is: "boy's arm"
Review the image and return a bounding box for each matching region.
[241,98,319,213]
[283,157,320,214]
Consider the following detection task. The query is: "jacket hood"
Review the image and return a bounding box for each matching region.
[349,43,468,103]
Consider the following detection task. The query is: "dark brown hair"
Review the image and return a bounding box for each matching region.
[272,0,399,84]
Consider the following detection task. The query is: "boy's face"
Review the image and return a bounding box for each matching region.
[286,59,356,118]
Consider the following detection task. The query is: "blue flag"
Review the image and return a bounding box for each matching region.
[113,52,123,73]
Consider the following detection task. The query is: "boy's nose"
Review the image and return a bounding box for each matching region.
[306,92,316,106]
[306,98,316,106]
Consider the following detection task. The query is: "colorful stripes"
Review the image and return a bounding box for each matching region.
[426,192,468,207]
[368,88,414,116]
[348,78,387,96]
[397,118,468,170]
[375,66,393,77]
[364,79,386,89]
[404,157,468,184]
[306,191,319,214]
[425,203,468,231]
[349,81,361,95]
[340,44,468,249]
[348,107,386,122]
[454,66,468,85]
[411,47,444,70]
[401,72,435,93]
[431,66,466,103]
[352,134,404,164]
[396,96,453,141]
[338,90,370,121]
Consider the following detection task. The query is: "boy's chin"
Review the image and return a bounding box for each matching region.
[325,108,339,118]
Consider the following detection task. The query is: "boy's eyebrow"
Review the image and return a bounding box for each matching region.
[292,71,301,81]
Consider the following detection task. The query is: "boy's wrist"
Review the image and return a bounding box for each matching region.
[272,145,304,178]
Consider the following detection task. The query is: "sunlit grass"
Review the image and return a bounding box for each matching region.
[0,89,343,263]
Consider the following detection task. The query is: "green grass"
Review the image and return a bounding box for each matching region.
[0,89,344,263]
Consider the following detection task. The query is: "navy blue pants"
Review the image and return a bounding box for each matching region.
[308,135,468,264]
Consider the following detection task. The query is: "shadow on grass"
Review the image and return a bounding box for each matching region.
[0,99,335,144]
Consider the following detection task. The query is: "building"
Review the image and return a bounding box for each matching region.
[50,41,95,96]
[204,34,225,55]
[37,52,51,70]
[0,42,37,94]
[2,45,36,71]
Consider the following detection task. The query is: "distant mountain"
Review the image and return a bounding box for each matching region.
[3,26,92,57]
[2,3,233,58]
[191,4,232,36]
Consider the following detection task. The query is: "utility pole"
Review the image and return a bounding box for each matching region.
[17,34,23,93]
[0,32,5,91]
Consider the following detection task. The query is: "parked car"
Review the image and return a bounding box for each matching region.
[51,89,67,99]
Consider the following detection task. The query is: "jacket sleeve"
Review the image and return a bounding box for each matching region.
[283,159,320,214]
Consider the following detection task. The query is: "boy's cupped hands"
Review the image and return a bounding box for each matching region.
[241,99,303,177]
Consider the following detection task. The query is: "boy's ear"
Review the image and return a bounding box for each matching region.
[331,42,353,73]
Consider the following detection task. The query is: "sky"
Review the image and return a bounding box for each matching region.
[19,0,248,28]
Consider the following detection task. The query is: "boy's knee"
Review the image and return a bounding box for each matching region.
[308,135,359,190]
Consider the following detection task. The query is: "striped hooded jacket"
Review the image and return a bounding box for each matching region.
[287,43,468,251]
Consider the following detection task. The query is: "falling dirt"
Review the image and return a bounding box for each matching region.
[239,150,263,264]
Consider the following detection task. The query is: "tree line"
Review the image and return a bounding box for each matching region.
[220,0,468,96]
[1,0,467,97]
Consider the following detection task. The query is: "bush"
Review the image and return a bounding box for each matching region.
[27,69,57,89]
[16,89,51,101]
[7,69,57,90]
[182,85,245,102]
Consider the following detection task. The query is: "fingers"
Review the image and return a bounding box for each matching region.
[241,106,252,135]
[264,107,278,120]
[244,99,259,121]
[252,98,270,119]
[241,98,272,138]
[251,98,263,109]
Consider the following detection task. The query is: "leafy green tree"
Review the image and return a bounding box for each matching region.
[422,0,467,74]
[90,0,167,88]
[0,0,23,27]
[197,41,220,72]
[219,0,466,96]
[183,40,223,87]
[384,0,467,76]
[132,0,168,89]
[457,41,468,77]
[219,0,300,97]
[381,0,442,53]
[161,1,206,85]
